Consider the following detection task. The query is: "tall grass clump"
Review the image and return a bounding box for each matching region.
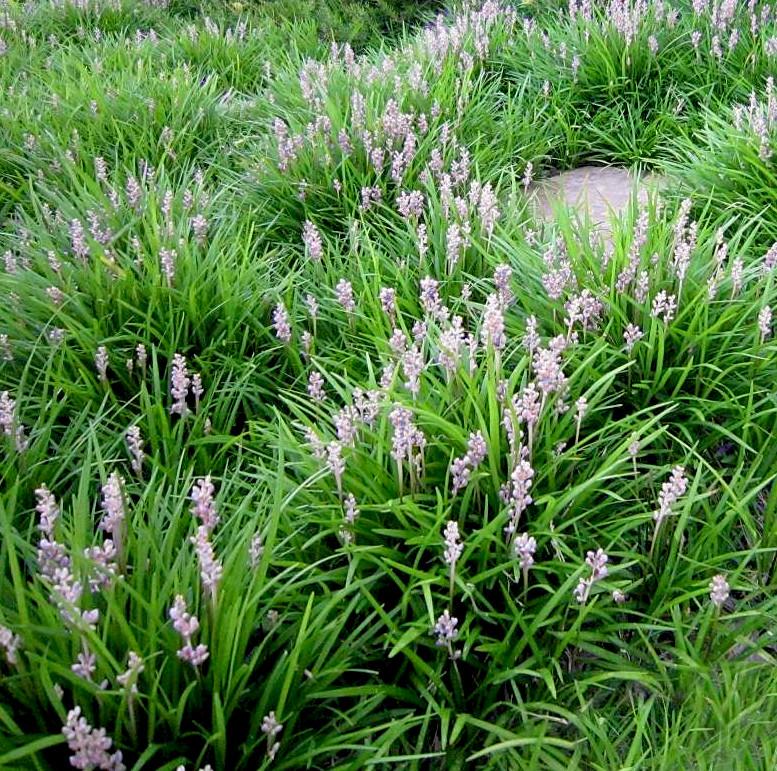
[668,76,777,252]
[2,0,777,768]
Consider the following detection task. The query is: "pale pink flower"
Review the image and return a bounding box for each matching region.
[628,435,640,474]
[100,473,126,557]
[335,279,356,314]
[305,294,318,319]
[481,293,506,350]
[437,317,465,375]
[326,441,346,496]
[50,563,99,631]
[650,291,677,324]
[473,181,500,237]
[0,390,28,452]
[62,706,125,771]
[126,426,144,476]
[445,222,465,271]
[389,328,407,356]
[84,540,118,591]
[417,223,429,263]
[466,431,487,466]
[0,625,21,666]
[401,345,424,397]
[379,287,397,323]
[517,383,541,435]
[307,371,326,402]
[249,533,264,569]
[763,241,777,274]
[71,648,97,682]
[334,406,359,446]
[635,270,650,303]
[272,302,292,343]
[564,289,603,332]
[514,532,537,571]
[117,651,144,695]
[35,486,69,584]
[671,199,696,286]
[95,346,109,383]
[533,345,566,397]
[758,305,772,340]
[504,447,534,541]
[616,209,648,293]
[653,465,688,528]
[353,388,382,428]
[160,248,176,286]
[94,156,108,183]
[523,315,540,355]
[191,374,204,412]
[522,161,533,191]
[0,334,11,362]
[302,220,323,262]
[301,331,313,359]
[397,190,424,219]
[433,609,459,659]
[35,485,60,537]
[190,476,219,531]
[261,711,283,761]
[450,457,470,495]
[136,344,147,371]
[623,323,643,352]
[450,431,487,494]
[46,286,65,306]
[730,258,744,296]
[343,493,359,526]
[191,214,208,245]
[419,277,448,321]
[170,354,190,416]
[541,242,574,300]
[69,219,90,262]
[169,595,209,667]
[493,264,513,306]
[191,526,222,603]
[709,574,730,609]
[388,405,426,490]
[574,548,609,604]
[442,521,463,573]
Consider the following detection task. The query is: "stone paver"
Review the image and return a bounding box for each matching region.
[529,165,662,243]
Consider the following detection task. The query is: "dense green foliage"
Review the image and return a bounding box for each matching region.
[2,0,777,769]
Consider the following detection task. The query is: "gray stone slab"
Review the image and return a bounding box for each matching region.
[528,166,663,241]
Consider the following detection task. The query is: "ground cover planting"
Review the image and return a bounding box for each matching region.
[2,0,777,768]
